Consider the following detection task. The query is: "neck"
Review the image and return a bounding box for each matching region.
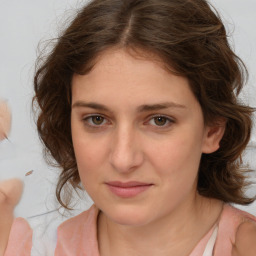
[97,194,223,256]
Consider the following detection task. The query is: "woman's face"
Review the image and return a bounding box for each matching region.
[71,49,218,226]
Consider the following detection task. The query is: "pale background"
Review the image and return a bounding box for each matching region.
[0,0,255,217]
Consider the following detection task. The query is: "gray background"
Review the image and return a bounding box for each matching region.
[0,0,255,217]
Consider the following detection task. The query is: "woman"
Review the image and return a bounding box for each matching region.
[3,0,256,255]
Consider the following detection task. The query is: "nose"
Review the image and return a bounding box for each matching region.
[109,124,144,173]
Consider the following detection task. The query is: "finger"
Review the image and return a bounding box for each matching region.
[0,179,23,207]
[0,100,11,141]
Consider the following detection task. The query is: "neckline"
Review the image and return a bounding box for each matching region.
[188,202,225,256]
[96,202,225,256]
[202,225,219,256]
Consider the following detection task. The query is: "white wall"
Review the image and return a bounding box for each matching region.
[0,0,255,217]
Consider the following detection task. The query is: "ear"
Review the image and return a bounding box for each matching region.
[202,119,226,154]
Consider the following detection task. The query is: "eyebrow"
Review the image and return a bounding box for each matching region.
[72,102,109,111]
[72,101,186,112]
[137,102,186,112]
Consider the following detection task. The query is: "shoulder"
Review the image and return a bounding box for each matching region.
[58,204,98,234]
[215,204,256,255]
[55,205,99,254]
[4,217,32,256]
[232,220,256,256]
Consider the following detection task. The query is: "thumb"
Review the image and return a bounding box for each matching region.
[0,179,23,207]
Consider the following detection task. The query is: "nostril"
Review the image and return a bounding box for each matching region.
[109,149,144,173]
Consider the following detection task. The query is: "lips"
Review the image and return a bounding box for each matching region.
[105,181,153,198]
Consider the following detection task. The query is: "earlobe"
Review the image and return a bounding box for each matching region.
[202,120,226,154]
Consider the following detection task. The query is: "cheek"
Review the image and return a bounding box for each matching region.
[147,129,203,183]
[74,145,100,192]
[72,131,109,189]
[72,117,103,167]
[151,135,201,166]
[74,139,100,169]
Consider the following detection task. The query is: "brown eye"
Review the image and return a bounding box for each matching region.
[153,116,168,126]
[83,115,109,128]
[91,116,105,125]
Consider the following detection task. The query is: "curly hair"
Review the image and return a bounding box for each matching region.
[33,0,255,209]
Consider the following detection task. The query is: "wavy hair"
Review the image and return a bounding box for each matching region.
[33,0,255,208]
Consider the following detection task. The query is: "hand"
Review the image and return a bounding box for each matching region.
[0,100,22,255]
[0,100,11,141]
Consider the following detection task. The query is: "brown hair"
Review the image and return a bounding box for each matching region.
[33,0,255,209]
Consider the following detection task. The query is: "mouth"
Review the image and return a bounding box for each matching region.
[105,181,153,198]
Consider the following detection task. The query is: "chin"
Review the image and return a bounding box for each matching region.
[102,203,154,227]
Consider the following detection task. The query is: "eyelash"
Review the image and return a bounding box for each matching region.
[82,114,110,128]
[82,114,175,129]
[147,115,174,127]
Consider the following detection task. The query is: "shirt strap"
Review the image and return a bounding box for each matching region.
[202,225,218,256]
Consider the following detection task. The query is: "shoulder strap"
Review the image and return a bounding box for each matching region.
[202,225,218,256]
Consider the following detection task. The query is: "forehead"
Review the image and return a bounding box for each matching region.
[71,48,198,111]
[82,48,168,81]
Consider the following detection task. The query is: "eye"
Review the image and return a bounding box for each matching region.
[91,116,105,125]
[83,115,108,127]
[148,115,174,127]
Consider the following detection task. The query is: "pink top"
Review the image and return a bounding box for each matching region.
[4,204,256,256]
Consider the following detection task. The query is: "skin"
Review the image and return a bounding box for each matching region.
[0,48,255,255]
[0,100,11,140]
[0,179,23,256]
[232,221,256,256]
[0,100,23,255]
[71,48,226,256]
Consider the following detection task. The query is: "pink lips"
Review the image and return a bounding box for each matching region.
[105,181,153,198]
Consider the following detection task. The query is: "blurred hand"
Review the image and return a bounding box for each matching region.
[0,100,11,141]
[0,99,23,255]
